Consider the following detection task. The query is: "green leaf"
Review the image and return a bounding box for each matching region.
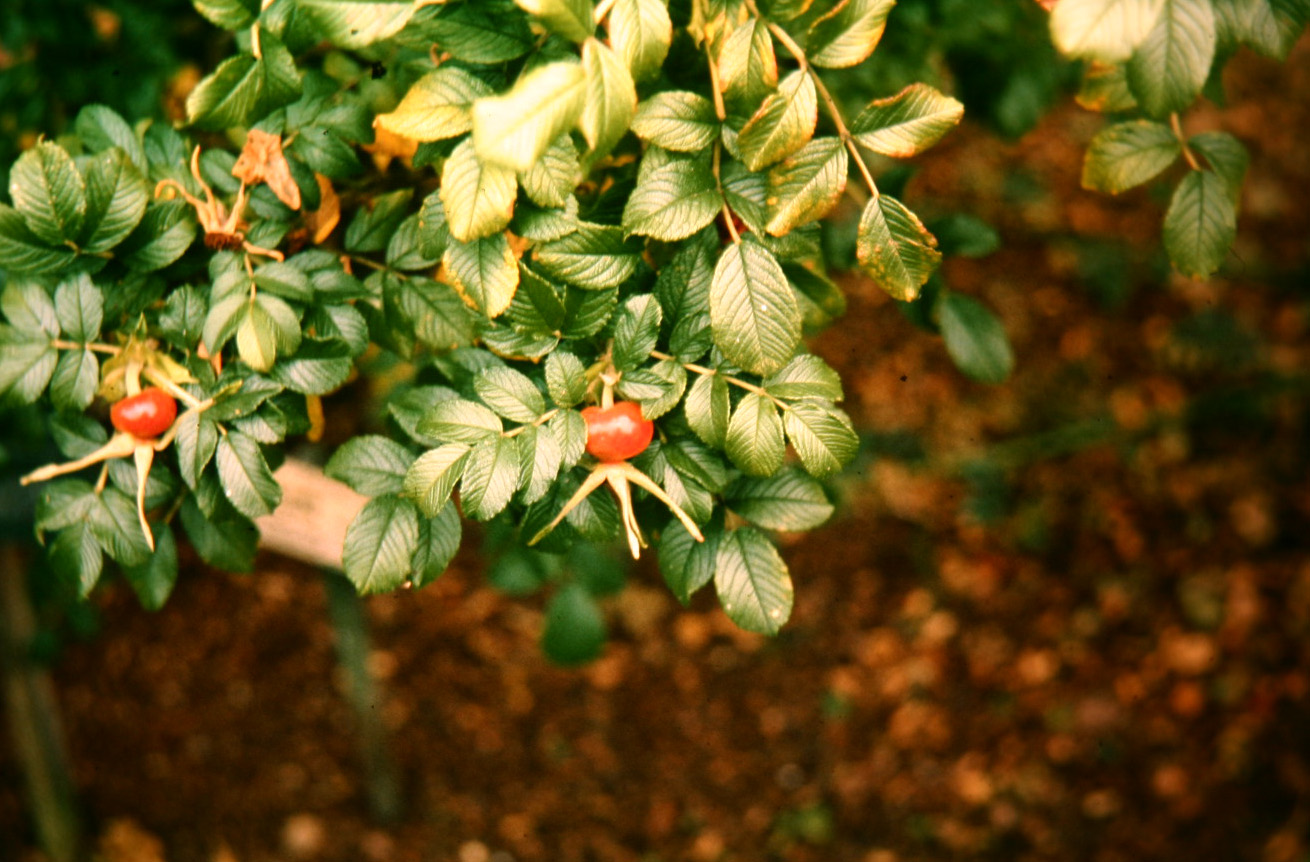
[719,18,777,112]
[0,340,56,406]
[175,409,219,490]
[714,527,793,635]
[614,367,669,402]
[1163,169,1237,278]
[343,495,420,594]
[422,0,535,63]
[622,152,722,241]
[441,138,518,243]
[725,393,786,477]
[79,149,150,253]
[515,424,563,504]
[806,0,895,69]
[637,359,687,420]
[1051,0,1166,61]
[88,487,153,567]
[1189,131,1249,202]
[659,519,718,604]
[1127,0,1217,117]
[3,282,59,337]
[720,159,770,235]
[562,284,619,338]
[473,61,588,172]
[579,38,637,159]
[443,233,520,318]
[519,136,581,208]
[1082,120,1182,193]
[417,191,450,259]
[0,205,76,275]
[53,274,103,342]
[460,435,521,520]
[345,189,411,253]
[1214,0,1305,58]
[535,223,643,289]
[728,468,833,531]
[765,136,847,236]
[684,372,730,448]
[49,349,98,411]
[542,583,606,665]
[783,400,858,477]
[254,261,313,302]
[664,438,730,492]
[117,201,196,272]
[613,294,663,371]
[545,351,587,407]
[75,104,147,174]
[609,0,672,81]
[389,385,459,447]
[849,83,965,158]
[394,276,477,351]
[412,504,462,587]
[326,435,416,496]
[709,238,802,376]
[736,70,818,172]
[216,429,282,519]
[1077,61,1140,112]
[297,0,418,48]
[9,141,86,245]
[178,496,257,573]
[550,408,588,467]
[855,195,941,302]
[123,526,179,611]
[631,91,720,153]
[419,397,504,444]
[192,0,259,30]
[49,522,104,598]
[516,0,594,41]
[764,354,843,401]
[938,291,1015,384]
[185,32,303,131]
[403,443,471,517]
[474,366,547,422]
[374,67,492,142]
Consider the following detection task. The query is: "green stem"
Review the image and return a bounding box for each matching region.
[649,350,788,409]
[1171,112,1201,171]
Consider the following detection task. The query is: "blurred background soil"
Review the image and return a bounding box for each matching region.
[3,26,1310,862]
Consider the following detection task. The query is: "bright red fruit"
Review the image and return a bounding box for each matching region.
[582,401,654,463]
[110,388,178,439]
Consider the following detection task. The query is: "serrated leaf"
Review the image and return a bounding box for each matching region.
[75,104,147,174]
[0,340,57,405]
[631,91,720,152]
[2,282,58,337]
[1077,62,1140,112]
[475,366,546,422]
[550,409,588,467]
[806,0,895,68]
[720,159,770,235]
[855,195,941,302]
[727,468,833,531]
[216,429,282,519]
[517,0,594,41]
[613,294,664,371]
[49,349,98,411]
[622,152,722,241]
[535,223,642,289]
[419,397,504,444]
[519,136,581,208]
[542,582,606,664]
[417,191,450,259]
[253,260,313,302]
[79,149,150,253]
[765,136,847,236]
[714,527,793,635]
[684,372,730,448]
[849,83,965,158]
[473,61,588,172]
[88,487,153,567]
[1082,119,1182,193]
[412,504,462,587]
[579,38,637,159]
[640,359,688,420]
[0,205,77,275]
[298,0,417,47]
[192,0,259,30]
[443,233,520,318]
[736,70,818,172]
[185,32,302,131]
[403,443,471,516]
[117,200,196,272]
[460,435,521,520]
[509,263,568,332]
[516,424,563,504]
[1189,131,1249,202]
[1051,0,1166,61]
[422,0,535,62]
[725,392,786,476]
[52,275,103,342]
[175,409,219,490]
[659,519,718,604]
[610,0,672,81]
[938,291,1015,384]
[545,351,587,407]
[326,435,416,496]
[50,521,104,598]
[394,275,477,351]
[1127,0,1217,117]
[783,400,858,477]
[562,285,618,338]
[343,495,420,593]
[345,189,411,253]
[1163,169,1237,278]
[123,526,179,611]
[764,354,843,401]
[709,238,801,376]
[375,66,492,142]
[719,18,777,112]
[10,141,86,245]
[441,138,518,243]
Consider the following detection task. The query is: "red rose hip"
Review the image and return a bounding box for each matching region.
[110,388,178,439]
[582,401,654,463]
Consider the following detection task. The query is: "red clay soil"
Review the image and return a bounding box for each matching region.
[4,36,1310,862]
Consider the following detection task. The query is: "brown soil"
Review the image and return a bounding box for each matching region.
[5,35,1310,862]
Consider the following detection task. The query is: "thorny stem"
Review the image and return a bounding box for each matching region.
[1171,113,1201,171]
[649,350,789,409]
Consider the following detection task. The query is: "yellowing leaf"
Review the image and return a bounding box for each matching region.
[736,70,817,172]
[374,66,493,142]
[231,129,301,210]
[848,83,965,158]
[473,61,588,172]
[440,138,517,243]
